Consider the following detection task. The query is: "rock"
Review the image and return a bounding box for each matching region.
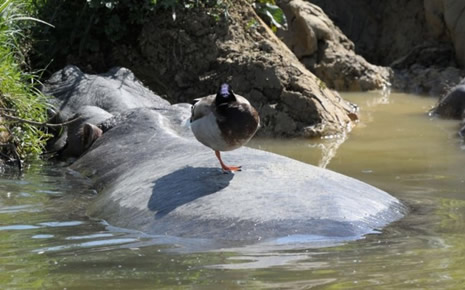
[277,0,392,91]
[390,42,457,69]
[113,0,357,138]
[431,81,465,119]
[42,66,406,247]
[303,0,465,96]
[431,79,465,139]
[307,0,430,66]
[424,0,465,67]
[389,42,464,96]
[393,65,465,96]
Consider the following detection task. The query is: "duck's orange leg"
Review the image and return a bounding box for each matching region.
[215,150,241,172]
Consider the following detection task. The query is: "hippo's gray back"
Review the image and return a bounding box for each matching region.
[43,66,406,247]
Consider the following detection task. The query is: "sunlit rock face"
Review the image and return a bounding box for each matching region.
[277,0,392,91]
[289,0,465,96]
[42,66,406,248]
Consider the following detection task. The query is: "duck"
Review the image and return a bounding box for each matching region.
[190,83,260,172]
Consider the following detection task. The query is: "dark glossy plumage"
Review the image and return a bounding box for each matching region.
[190,84,260,171]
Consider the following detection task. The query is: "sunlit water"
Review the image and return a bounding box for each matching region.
[2,92,465,289]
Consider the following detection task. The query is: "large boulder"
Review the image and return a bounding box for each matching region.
[42,66,406,247]
[431,79,465,119]
[277,0,391,91]
[430,78,465,138]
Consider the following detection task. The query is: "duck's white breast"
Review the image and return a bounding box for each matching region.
[191,112,234,152]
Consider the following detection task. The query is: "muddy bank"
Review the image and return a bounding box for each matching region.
[32,0,465,141]
[32,1,361,138]
[112,1,357,137]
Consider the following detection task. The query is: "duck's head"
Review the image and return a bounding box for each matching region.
[215,83,236,106]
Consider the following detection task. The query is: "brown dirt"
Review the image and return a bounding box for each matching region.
[112,1,356,137]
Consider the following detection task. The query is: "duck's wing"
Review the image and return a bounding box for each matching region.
[190,95,215,122]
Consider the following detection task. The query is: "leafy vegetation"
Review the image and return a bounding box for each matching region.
[0,0,53,164]
[252,0,287,32]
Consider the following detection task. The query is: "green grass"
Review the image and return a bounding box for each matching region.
[0,0,52,161]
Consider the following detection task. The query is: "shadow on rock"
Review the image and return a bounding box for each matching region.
[149,166,234,218]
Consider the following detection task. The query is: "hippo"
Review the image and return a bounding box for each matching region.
[42,66,406,248]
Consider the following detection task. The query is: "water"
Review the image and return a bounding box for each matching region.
[2,92,465,289]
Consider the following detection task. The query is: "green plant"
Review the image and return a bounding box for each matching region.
[252,0,287,32]
[0,0,52,161]
[318,78,327,90]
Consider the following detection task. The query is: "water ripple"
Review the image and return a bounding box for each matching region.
[33,238,138,254]
[0,204,41,214]
[39,221,84,227]
[0,220,85,231]
[66,233,115,240]
[0,225,41,231]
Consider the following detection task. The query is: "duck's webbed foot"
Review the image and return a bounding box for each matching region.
[215,150,242,173]
[221,164,242,173]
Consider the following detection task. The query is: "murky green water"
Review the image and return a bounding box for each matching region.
[2,92,465,289]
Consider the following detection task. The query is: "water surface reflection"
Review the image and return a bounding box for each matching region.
[1,92,465,288]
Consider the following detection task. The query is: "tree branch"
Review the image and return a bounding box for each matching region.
[0,112,81,128]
